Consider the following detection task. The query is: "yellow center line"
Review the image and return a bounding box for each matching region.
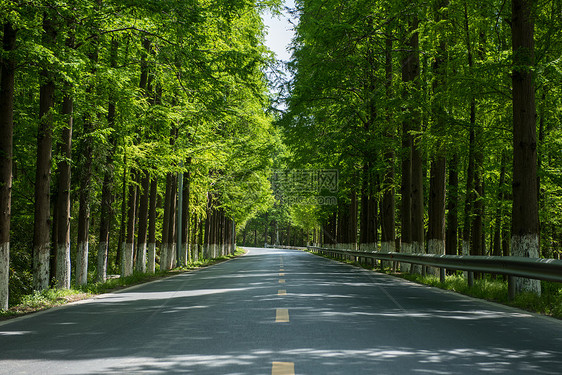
[278,289,286,295]
[272,361,294,375]
[275,308,289,322]
[279,268,284,271]
[279,273,285,276]
[279,279,285,283]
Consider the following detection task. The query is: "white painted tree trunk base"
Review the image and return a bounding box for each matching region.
[381,241,395,253]
[180,243,189,265]
[136,243,147,273]
[410,241,423,275]
[33,244,50,291]
[160,244,169,271]
[512,234,541,296]
[0,242,9,310]
[122,242,134,277]
[56,243,71,288]
[427,239,445,277]
[76,241,88,286]
[147,243,156,273]
[97,242,108,282]
[167,244,176,269]
[462,240,470,279]
[193,244,199,262]
[400,243,411,272]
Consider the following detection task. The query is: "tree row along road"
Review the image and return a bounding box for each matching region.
[0,248,561,374]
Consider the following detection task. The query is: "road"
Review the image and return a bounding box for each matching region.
[1,247,561,374]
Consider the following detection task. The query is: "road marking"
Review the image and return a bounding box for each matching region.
[272,361,294,375]
[275,308,289,322]
[279,279,285,283]
[279,273,285,276]
[280,268,284,271]
[278,289,286,295]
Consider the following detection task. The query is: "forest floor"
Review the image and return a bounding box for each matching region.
[0,248,247,321]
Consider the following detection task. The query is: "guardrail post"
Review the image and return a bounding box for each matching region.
[508,275,516,300]
[467,271,474,288]
[439,268,445,283]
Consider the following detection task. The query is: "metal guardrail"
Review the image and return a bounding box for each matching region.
[265,244,307,251]
[306,246,562,285]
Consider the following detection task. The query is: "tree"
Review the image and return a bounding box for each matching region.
[33,14,57,291]
[402,9,424,266]
[427,0,449,277]
[511,0,540,295]
[0,21,17,310]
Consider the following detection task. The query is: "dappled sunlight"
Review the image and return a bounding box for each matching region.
[160,305,209,314]
[199,272,288,279]
[0,330,32,336]
[17,345,557,374]
[96,287,257,303]
[313,309,534,320]
[288,293,355,299]
[1,248,560,374]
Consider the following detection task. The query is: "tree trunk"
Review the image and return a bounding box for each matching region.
[427,0,449,276]
[97,134,114,282]
[511,0,540,295]
[380,0,395,255]
[462,0,476,261]
[382,153,395,253]
[360,163,373,250]
[446,154,459,256]
[400,16,420,270]
[407,19,424,272]
[220,208,226,256]
[133,38,152,273]
[492,152,507,257]
[97,167,112,282]
[122,171,138,277]
[76,116,94,286]
[263,212,269,246]
[97,38,118,282]
[116,156,127,269]
[462,125,475,258]
[161,172,172,270]
[55,92,73,288]
[197,215,204,260]
[411,141,424,253]
[400,121,412,269]
[167,174,177,267]
[181,170,190,264]
[349,190,358,249]
[471,145,484,259]
[0,22,16,309]
[428,156,446,257]
[33,15,57,291]
[136,171,150,273]
[147,176,158,273]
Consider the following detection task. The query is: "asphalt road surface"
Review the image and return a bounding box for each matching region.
[1,247,561,374]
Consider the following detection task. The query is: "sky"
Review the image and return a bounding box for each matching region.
[261,0,297,109]
[261,0,296,65]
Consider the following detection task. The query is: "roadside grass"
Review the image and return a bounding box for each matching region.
[311,251,562,320]
[397,272,562,319]
[0,248,247,320]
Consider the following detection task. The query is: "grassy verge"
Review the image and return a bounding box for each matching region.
[0,248,246,321]
[310,251,562,320]
[399,272,562,319]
